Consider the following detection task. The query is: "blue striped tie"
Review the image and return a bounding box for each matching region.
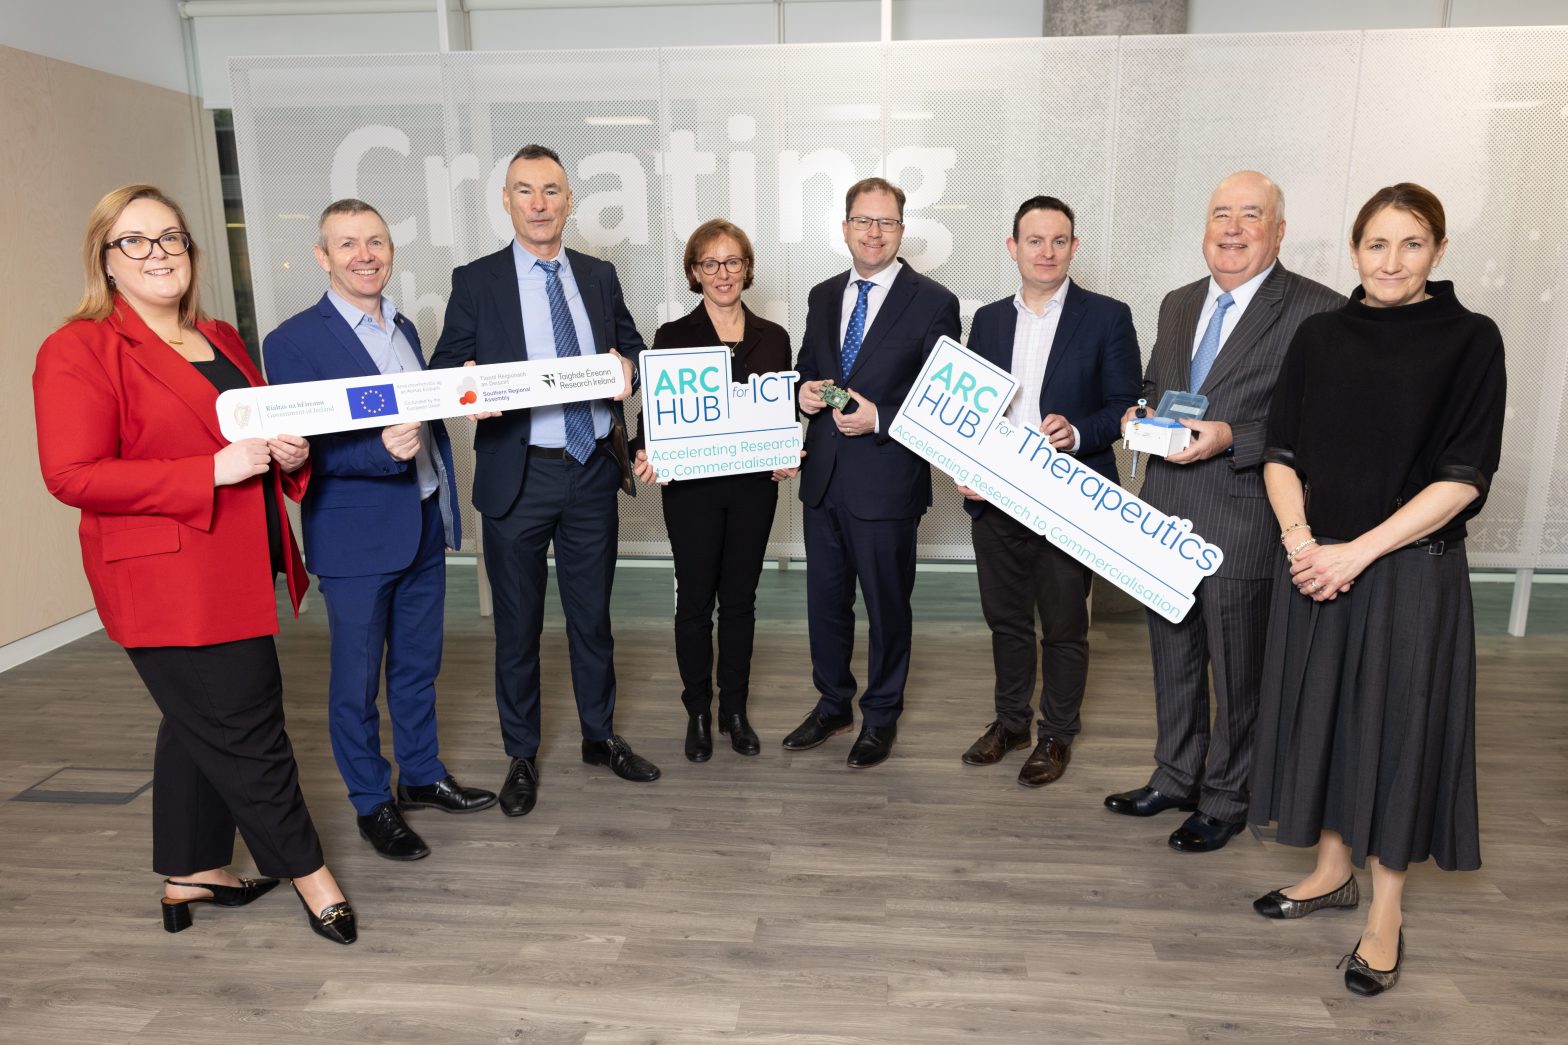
[538,259,596,464]
[840,279,874,379]
[1189,291,1234,392]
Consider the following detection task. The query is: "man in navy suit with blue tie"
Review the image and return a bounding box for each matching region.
[428,145,657,818]
[263,199,496,862]
[956,196,1140,788]
[783,177,961,768]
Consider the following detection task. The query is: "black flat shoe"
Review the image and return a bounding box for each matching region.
[1103,786,1197,817]
[781,709,854,751]
[1339,930,1403,996]
[1254,876,1359,919]
[160,876,280,933]
[356,801,430,861]
[685,712,713,763]
[1167,811,1246,853]
[846,724,897,769]
[498,756,539,817]
[582,736,661,782]
[396,775,498,813]
[295,884,357,945]
[719,711,761,756]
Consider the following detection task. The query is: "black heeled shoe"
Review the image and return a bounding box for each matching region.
[160,876,280,933]
[294,884,357,945]
[718,711,760,756]
[1338,930,1404,996]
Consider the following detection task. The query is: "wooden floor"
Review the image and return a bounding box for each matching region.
[2,566,1565,1044]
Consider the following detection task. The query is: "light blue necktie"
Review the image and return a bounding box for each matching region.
[537,259,596,464]
[1189,291,1234,392]
[840,279,874,378]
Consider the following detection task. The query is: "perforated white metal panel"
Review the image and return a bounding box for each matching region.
[230,28,1568,567]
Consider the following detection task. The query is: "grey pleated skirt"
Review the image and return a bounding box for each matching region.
[1247,539,1481,872]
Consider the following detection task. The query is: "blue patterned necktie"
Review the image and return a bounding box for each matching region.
[840,278,874,378]
[1189,290,1234,391]
[537,259,596,464]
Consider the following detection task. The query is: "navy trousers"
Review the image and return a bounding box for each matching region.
[482,452,620,759]
[803,471,919,728]
[317,494,448,815]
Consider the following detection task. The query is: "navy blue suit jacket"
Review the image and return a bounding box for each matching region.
[795,261,961,520]
[262,294,461,576]
[962,283,1141,519]
[427,245,645,518]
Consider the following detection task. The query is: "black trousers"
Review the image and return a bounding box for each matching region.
[127,636,325,879]
[971,504,1094,743]
[662,474,778,716]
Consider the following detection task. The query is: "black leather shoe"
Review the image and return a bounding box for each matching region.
[498,756,539,817]
[396,775,498,814]
[1339,930,1404,996]
[846,724,897,769]
[160,876,279,933]
[294,884,357,946]
[781,708,854,751]
[1254,876,1359,919]
[1103,786,1198,817]
[583,736,661,782]
[1168,811,1246,853]
[356,801,429,860]
[719,711,761,756]
[685,712,713,763]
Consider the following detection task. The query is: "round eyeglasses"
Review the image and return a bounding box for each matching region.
[697,257,746,275]
[105,232,192,260]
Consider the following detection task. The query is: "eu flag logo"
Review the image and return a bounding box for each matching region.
[347,383,398,419]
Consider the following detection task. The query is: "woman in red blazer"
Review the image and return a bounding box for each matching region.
[33,185,355,944]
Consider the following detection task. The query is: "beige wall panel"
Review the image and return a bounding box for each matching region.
[0,44,220,647]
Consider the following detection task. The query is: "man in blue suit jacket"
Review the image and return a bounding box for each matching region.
[428,145,657,819]
[782,177,962,769]
[957,196,1140,788]
[263,199,496,862]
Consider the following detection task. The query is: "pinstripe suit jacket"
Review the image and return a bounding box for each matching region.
[1138,263,1345,581]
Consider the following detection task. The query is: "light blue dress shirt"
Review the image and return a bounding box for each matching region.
[511,240,612,448]
[326,289,440,500]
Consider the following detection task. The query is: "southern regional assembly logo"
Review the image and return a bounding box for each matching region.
[347,383,399,419]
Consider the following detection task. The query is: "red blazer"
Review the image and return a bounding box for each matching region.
[33,300,310,648]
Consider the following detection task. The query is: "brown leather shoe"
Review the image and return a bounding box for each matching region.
[1017,736,1071,788]
[961,721,1031,766]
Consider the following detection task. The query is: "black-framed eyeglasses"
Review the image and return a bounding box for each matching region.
[105,232,192,260]
[846,216,903,231]
[697,257,746,274]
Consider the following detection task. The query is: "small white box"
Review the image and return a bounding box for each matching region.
[1125,416,1192,458]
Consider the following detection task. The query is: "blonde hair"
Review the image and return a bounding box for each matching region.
[68,184,206,326]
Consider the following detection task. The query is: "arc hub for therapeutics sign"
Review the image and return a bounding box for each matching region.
[638,346,803,481]
[888,338,1223,623]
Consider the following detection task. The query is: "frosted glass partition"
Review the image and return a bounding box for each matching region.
[230,28,1568,567]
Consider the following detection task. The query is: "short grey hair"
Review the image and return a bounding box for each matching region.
[316,198,386,248]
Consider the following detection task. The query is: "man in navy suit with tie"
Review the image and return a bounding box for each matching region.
[263,199,496,862]
[956,196,1140,788]
[428,145,657,818]
[783,177,961,768]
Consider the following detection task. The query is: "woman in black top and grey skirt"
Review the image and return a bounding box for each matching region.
[1246,183,1506,996]
[632,219,795,762]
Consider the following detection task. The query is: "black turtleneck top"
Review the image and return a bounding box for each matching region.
[1262,280,1506,544]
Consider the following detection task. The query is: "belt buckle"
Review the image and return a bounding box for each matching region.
[1426,540,1445,556]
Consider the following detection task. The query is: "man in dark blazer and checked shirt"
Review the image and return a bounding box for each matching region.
[783,176,962,769]
[956,195,1141,789]
[1103,171,1344,852]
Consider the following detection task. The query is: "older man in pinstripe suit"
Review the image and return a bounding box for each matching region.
[1104,171,1345,853]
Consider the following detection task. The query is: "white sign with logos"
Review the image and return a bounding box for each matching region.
[218,355,625,440]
